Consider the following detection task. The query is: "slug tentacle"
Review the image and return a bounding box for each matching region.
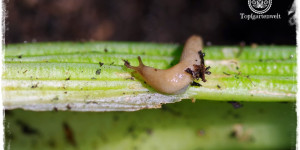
[123,56,145,73]
[124,35,210,94]
[137,56,145,67]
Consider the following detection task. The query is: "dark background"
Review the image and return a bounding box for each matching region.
[5,0,296,45]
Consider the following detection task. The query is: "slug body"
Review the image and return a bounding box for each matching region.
[125,35,207,94]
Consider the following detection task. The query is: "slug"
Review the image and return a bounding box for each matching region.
[124,35,210,94]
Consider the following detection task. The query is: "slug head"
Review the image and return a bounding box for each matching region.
[123,56,145,74]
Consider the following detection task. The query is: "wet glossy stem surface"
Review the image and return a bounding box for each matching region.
[3,42,297,111]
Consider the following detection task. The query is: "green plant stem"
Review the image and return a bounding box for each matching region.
[3,42,297,111]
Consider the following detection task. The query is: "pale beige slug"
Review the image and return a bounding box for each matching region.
[124,35,210,94]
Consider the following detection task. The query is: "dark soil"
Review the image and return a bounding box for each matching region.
[5,0,295,45]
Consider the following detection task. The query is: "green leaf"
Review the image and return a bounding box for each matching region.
[4,100,296,150]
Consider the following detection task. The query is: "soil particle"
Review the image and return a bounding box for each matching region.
[99,62,104,67]
[185,51,211,82]
[228,101,243,109]
[31,83,38,88]
[66,104,71,110]
[96,69,101,75]
[191,81,201,87]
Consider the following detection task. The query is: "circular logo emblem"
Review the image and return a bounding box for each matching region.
[248,0,272,14]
